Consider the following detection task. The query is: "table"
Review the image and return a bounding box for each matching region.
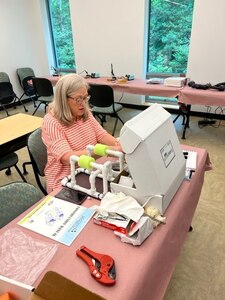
[49,76,187,138]
[179,86,225,106]
[49,76,225,139]
[0,113,43,157]
[49,76,182,98]
[178,86,225,138]
[0,145,211,300]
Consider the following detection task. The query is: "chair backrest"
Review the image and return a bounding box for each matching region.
[0,82,15,104]
[28,128,47,176]
[0,182,42,228]
[0,72,10,83]
[17,68,36,98]
[89,84,115,108]
[16,67,35,87]
[27,128,47,195]
[22,76,36,96]
[32,77,54,97]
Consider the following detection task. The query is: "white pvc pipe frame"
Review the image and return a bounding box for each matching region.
[61,145,125,199]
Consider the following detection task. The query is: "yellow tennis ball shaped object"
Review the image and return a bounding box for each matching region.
[78,155,95,169]
[94,144,109,156]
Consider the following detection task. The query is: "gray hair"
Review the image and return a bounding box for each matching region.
[49,74,90,125]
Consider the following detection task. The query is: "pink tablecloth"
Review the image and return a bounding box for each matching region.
[0,146,211,300]
[179,86,225,106]
[49,76,182,98]
[49,76,225,108]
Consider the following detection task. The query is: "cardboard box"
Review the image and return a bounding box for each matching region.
[0,275,34,300]
[28,271,105,300]
[110,104,186,213]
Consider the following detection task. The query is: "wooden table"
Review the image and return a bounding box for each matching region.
[0,113,43,157]
[0,146,211,300]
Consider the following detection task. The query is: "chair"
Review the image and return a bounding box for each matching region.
[16,67,37,107]
[0,152,27,182]
[0,181,42,228]
[23,128,48,195]
[32,77,54,115]
[0,72,28,116]
[89,84,124,136]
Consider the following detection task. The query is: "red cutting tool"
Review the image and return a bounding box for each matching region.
[76,245,116,285]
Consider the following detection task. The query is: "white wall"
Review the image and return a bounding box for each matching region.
[186,0,225,112]
[0,0,49,97]
[69,0,148,105]
[187,0,225,85]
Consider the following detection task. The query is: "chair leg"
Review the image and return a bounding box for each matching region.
[173,113,181,124]
[5,167,11,175]
[32,102,42,115]
[112,118,119,136]
[14,165,27,182]
[22,161,32,174]
[44,102,49,113]
[1,105,10,116]
[117,115,124,125]
[95,113,106,127]
[28,94,37,108]
[16,96,28,113]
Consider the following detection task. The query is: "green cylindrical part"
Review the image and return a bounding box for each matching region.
[78,155,95,169]
[94,143,109,156]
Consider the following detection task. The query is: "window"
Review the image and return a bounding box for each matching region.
[147,0,194,76]
[46,0,76,71]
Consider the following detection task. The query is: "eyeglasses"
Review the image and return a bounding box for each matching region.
[68,95,91,105]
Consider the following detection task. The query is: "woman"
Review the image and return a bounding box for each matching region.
[42,74,122,193]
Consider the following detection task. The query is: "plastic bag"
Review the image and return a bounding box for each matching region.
[0,227,58,285]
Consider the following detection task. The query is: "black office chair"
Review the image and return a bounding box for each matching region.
[0,152,27,182]
[0,72,28,116]
[32,77,54,115]
[0,182,42,228]
[16,67,37,107]
[89,84,124,136]
[23,128,47,195]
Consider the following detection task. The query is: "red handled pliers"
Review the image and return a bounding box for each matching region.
[76,245,116,285]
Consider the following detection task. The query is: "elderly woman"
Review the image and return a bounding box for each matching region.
[42,74,121,193]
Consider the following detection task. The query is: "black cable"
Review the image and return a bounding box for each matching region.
[198,106,225,128]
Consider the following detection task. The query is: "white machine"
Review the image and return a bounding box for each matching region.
[62,104,186,213]
[111,104,186,213]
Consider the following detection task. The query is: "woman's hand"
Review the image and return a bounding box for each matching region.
[109,142,123,153]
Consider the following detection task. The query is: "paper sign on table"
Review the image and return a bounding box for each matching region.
[18,195,94,246]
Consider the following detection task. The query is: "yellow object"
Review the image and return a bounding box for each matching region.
[117,77,128,84]
[94,144,109,156]
[0,293,11,300]
[78,155,95,169]
[144,205,160,218]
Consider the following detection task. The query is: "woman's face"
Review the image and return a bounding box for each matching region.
[67,86,89,118]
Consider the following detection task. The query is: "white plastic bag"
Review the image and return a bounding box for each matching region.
[0,228,58,285]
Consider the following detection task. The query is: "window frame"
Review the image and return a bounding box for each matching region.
[146,0,194,79]
[45,0,76,74]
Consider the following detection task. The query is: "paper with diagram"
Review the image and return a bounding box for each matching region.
[18,195,94,246]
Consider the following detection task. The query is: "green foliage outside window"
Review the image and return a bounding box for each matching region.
[49,0,76,69]
[148,0,194,74]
